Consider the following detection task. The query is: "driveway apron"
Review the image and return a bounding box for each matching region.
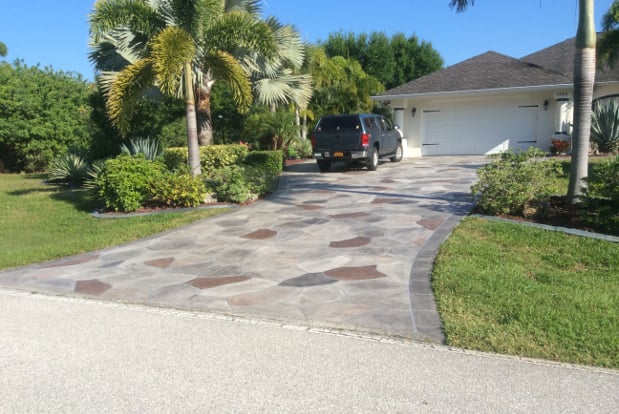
[0,157,485,342]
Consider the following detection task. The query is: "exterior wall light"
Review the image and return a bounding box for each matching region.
[411,107,417,117]
[543,100,549,111]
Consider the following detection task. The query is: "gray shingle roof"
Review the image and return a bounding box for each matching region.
[522,35,619,82]
[381,35,619,97]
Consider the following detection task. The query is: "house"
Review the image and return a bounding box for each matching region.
[374,36,619,157]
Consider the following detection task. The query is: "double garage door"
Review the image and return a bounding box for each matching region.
[421,98,539,156]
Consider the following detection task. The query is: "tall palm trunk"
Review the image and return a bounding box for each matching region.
[567,0,596,204]
[184,63,202,177]
[197,85,214,146]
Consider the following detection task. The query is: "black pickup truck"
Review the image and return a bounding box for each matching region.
[310,114,403,172]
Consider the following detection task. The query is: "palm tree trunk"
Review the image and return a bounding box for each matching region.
[197,85,214,146]
[184,63,202,177]
[567,0,596,204]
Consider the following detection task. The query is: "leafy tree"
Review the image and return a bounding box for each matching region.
[0,61,92,172]
[88,87,187,160]
[322,31,443,89]
[89,0,277,176]
[450,0,595,204]
[0,41,7,57]
[306,46,384,120]
[598,0,619,67]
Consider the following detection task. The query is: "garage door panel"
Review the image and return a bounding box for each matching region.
[421,99,538,156]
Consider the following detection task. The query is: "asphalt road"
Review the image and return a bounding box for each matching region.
[1,289,617,413]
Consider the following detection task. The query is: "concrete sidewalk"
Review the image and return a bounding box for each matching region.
[0,157,484,342]
[2,289,617,413]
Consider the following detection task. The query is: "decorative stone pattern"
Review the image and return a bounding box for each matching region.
[74,279,112,296]
[188,276,251,289]
[241,229,277,240]
[324,265,386,281]
[145,258,174,268]
[329,236,371,248]
[0,157,486,342]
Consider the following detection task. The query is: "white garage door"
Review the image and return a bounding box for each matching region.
[421,99,539,156]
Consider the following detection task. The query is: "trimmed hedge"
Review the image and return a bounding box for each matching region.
[243,150,284,176]
[163,144,249,172]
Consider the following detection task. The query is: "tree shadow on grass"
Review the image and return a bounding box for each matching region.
[48,187,99,213]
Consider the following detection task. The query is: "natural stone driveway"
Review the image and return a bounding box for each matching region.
[0,157,485,341]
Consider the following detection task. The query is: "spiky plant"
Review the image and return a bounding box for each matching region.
[120,137,163,160]
[591,100,619,153]
[47,153,90,186]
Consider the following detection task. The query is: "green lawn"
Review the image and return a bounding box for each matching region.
[433,217,619,369]
[0,174,230,270]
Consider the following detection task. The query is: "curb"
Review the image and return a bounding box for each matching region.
[91,204,238,219]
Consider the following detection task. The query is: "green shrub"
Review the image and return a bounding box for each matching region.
[289,137,313,159]
[587,155,619,205]
[149,171,206,208]
[243,150,284,176]
[120,137,163,160]
[206,165,253,203]
[200,144,249,171]
[163,147,189,171]
[95,154,166,212]
[591,101,619,153]
[472,150,561,216]
[47,153,90,186]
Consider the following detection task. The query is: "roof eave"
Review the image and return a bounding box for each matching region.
[373,83,575,101]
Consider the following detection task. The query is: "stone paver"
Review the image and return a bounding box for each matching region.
[0,157,486,341]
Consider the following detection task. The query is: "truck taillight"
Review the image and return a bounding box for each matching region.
[310,135,316,149]
[361,133,370,146]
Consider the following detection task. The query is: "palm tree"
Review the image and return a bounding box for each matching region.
[450,0,595,204]
[246,18,313,124]
[89,0,277,176]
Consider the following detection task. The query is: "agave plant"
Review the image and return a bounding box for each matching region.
[120,137,163,160]
[82,159,107,193]
[47,153,90,186]
[591,100,619,153]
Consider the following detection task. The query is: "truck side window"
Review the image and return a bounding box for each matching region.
[381,118,393,131]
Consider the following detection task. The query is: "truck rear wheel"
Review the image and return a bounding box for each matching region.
[367,147,378,171]
[317,160,331,172]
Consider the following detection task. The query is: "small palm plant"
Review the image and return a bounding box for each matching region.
[591,100,619,153]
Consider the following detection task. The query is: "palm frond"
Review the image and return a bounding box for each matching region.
[255,72,313,109]
[448,0,475,13]
[269,18,305,69]
[89,0,165,43]
[151,26,196,95]
[206,50,253,112]
[224,0,262,15]
[204,11,277,60]
[106,58,156,134]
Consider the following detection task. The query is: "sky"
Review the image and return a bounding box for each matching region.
[0,1,614,82]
